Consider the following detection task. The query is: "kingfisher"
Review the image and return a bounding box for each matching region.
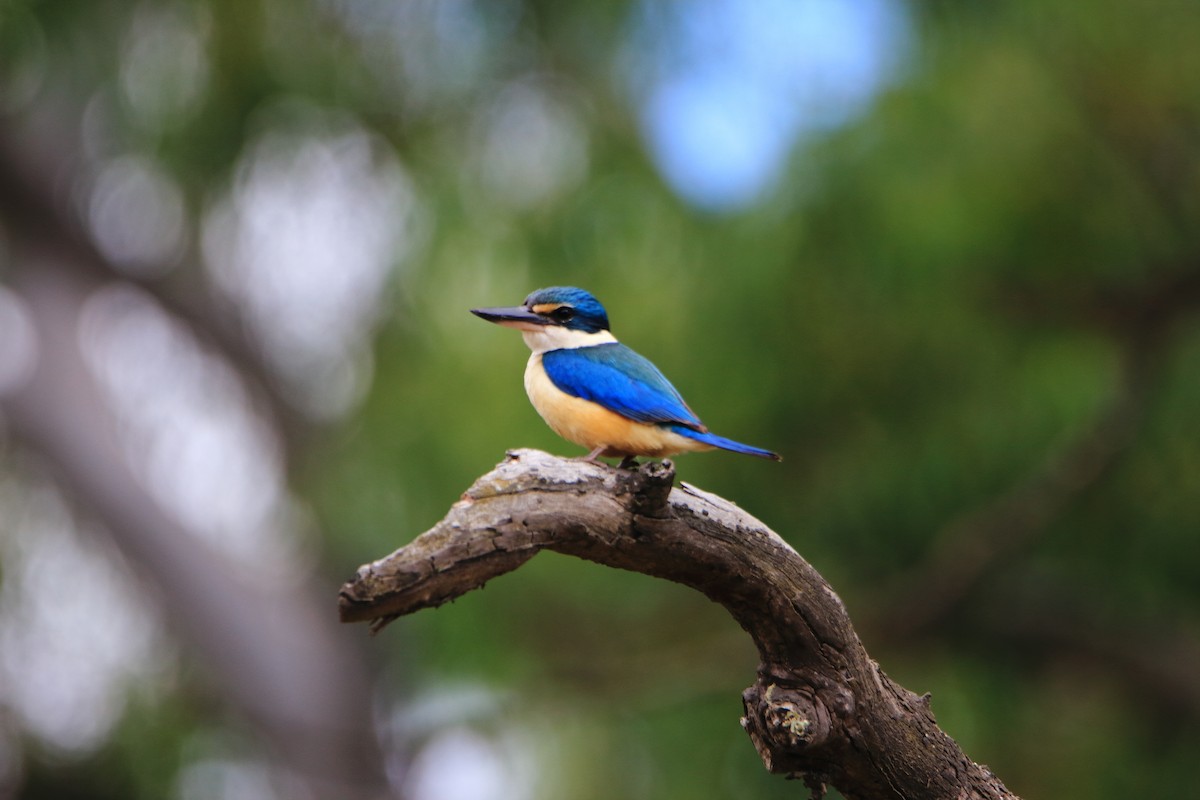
[471,287,780,466]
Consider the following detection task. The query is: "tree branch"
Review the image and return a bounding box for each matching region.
[340,449,1019,800]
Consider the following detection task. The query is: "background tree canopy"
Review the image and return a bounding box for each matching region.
[0,1,1197,798]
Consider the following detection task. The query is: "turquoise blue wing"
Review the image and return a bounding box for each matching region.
[541,344,704,430]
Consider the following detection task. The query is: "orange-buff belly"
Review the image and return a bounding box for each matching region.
[524,353,712,458]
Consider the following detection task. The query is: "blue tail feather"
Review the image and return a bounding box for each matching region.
[670,426,781,461]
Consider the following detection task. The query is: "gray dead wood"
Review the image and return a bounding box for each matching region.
[339,449,1019,800]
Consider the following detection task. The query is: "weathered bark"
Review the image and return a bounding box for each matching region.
[340,449,1018,800]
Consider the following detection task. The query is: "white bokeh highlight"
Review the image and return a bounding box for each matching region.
[120,2,211,129]
[472,81,590,211]
[0,287,38,396]
[87,155,188,276]
[406,727,537,800]
[202,120,424,419]
[0,477,169,754]
[78,285,302,575]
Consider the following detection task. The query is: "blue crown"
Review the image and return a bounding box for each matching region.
[524,286,611,333]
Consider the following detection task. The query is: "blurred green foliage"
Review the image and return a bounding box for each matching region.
[3,0,1199,797]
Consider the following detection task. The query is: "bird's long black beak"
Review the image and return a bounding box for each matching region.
[470,305,549,330]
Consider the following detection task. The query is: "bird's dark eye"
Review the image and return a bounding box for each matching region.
[551,306,576,322]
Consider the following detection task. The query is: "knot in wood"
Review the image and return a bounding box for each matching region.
[762,684,828,749]
[768,701,812,746]
[625,459,675,517]
[742,682,834,774]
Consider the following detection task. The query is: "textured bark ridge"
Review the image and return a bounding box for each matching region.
[340,449,1019,800]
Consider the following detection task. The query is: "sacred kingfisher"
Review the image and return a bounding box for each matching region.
[471,287,781,465]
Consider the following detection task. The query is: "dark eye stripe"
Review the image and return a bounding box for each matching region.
[530,302,576,319]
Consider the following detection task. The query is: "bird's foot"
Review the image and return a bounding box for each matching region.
[571,447,640,470]
[573,445,608,464]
